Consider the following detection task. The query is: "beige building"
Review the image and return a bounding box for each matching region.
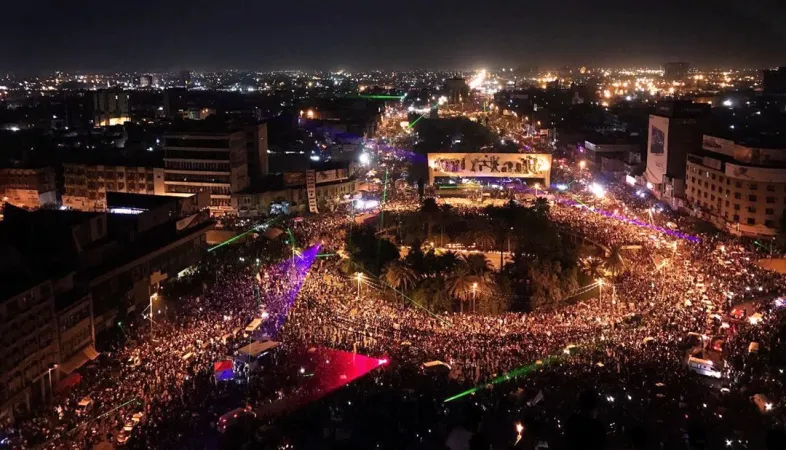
[685,135,786,237]
[164,129,250,215]
[233,175,357,217]
[0,167,57,209]
[63,163,165,211]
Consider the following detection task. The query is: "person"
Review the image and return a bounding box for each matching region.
[565,389,606,450]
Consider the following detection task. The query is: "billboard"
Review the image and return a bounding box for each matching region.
[306,169,318,214]
[645,115,669,186]
[427,153,551,185]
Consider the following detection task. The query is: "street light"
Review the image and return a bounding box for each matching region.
[597,278,604,301]
[533,183,541,197]
[149,292,158,336]
[356,272,363,298]
[579,160,586,170]
[46,364,58,401]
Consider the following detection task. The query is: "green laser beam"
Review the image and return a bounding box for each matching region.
[444,354,562,403]
[358,94,406,100]
[208,216,281,252]
[316,253,336,258]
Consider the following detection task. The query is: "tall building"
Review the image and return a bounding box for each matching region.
[644,101,710,207]
[178,70,191,89]
[244,122,269,179]
[0,166,58,209]
[762,66,786,94]
[138,74,153,88]
[92,89,130,127]
[163,125,250,215]
[445,78,470,104]
[663,62,690,82]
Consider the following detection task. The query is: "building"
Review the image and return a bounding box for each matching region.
[644,101,710,207]
[92,90,130,127]
[163,124,250,215]
[244,122,269,179]
[445,78,470,104]
[663,62,690,82]
[685,135,786,237]
[762,67,786,95]
[233,165,357,217]
[63,163,166,211]
[0,166,57,209]
[138,75,153,88]
[580,137,642,176]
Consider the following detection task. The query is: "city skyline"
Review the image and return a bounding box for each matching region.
[1,0,785,72]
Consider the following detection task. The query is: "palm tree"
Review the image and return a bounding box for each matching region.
[579,256,604,280]
[383,260,417,295]
[445,265,476,313]
[603,245,628,278]
[419,198,441,241]
[463,253,493,282]
[473,229,496,251]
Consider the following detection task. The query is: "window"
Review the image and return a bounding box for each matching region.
[711,174,716,180]
[766,208,774,215]
[734,192,741,199]
[766,197,775,203]
[735,181,742,188]
[766,185,776,192]
[747,206,756,213]
[734,204,740,211]
[766,220,775,228]
[749,195,757,202]
[719,176,724,183]
[747,218,755,225]
[733,214,740,222]
[725,200,730,207]
[750,183,758,190]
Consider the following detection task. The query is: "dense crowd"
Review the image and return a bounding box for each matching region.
[4,180,786,449]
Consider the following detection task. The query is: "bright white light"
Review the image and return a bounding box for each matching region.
[556,184,568,191]
[438,96,447,106]
[723,99,733,107]
[359,152,371,165]
[469,69,487,89]
[310,155,320,161]
[625,95,632,101]
[8,126,20,132]
[589,182,606,198]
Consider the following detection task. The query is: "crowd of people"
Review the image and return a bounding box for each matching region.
[5,174,786,449]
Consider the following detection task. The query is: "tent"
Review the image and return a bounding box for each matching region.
[237,340,280,361]
[245,318,264,333]
[423,360,451,369]
[59,346,101,375]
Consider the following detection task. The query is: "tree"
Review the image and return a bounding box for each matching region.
[445,265,476,313]
[383,260,417,294]
[533,197,550,216]
[579,256,604,281]
[473,228,496,251]
[463,253,493,283]
[419,198,441,241]
[603,245,628,278]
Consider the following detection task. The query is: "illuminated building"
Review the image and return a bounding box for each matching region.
[63,162,166,212]
[427,152,552,187]
[163,125,250,215]
[686,135,786,237]
[663,62,690,82]
[0,167,57,209]
[92,89,130,127]
[644,101,710,207]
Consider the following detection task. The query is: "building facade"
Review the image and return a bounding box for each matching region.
[644,101,710,208]
[0,279,58,423]
[0,167,57,209]
[163,130,250,215]
[93,90,130,127]
[244,122,269,179]
[685,135,786,237]
[63,163,165,211]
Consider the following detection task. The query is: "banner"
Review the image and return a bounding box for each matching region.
[427,153,551,179]
[306,169,319,214]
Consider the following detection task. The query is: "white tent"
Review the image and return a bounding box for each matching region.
[245,318,264,333]
[237,340,280,360]
[423,360,451,369]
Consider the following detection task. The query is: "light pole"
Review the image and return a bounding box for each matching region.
[472,282,478,313]
[533,183,540,197]
[149,291,158,336]
[356,272,363,298]
[47,364,57,402]
[597,278,604,302]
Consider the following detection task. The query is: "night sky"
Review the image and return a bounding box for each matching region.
[1,0,785,72]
